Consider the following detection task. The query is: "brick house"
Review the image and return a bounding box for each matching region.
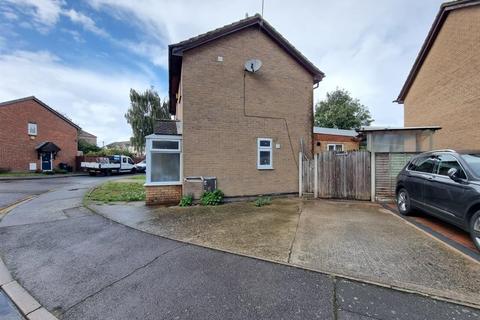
[395,0,480,149]
[0,96,80,172]
[145,14,324,204]
[313,127,360,154]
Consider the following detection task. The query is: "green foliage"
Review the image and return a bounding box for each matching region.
[314,88,373,130]
[125,87,170,154]
[254,196,272,207]
[179,195,193,207]
[87,181,146,202]
[85,148,134,158]
[0,167,11,174]
[200,189,224,206]
[53,168,68,174]
[78,139,101,154]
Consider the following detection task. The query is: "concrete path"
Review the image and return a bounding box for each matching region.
[0,178,479,319]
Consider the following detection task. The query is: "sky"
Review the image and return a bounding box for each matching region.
[0,0,445,145]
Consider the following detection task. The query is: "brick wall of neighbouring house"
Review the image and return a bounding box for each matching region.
[403,6,480,149]
[313,133,359,154]
[180,27,314,198]
[0,99,78,171]
[145,185,182,205]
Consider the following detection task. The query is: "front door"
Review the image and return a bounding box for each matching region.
[41,152,52,171]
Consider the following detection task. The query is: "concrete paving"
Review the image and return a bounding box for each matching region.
[93,198,480,307]
[0,177,479,319]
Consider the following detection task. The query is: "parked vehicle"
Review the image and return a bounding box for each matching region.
[396,149,480,251]
[81,155,136,176]
[134,159,146,173]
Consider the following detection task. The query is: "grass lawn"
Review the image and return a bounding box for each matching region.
[0,172,47,177]
[87,180,146,202]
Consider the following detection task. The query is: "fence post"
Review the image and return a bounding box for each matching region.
[299,152,303,197]
[314,153,318,198]
[371,151,376,202]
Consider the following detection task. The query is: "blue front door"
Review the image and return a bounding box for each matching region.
[41,153,52,171]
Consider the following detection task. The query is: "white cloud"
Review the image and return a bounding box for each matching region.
[87,0,443,126]
[62,8,108,37]
[0,50,160,144]
[4,0,63,31]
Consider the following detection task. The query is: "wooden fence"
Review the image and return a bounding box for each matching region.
[301,151,371,200]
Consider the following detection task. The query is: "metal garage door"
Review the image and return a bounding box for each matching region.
[375,153,417,201]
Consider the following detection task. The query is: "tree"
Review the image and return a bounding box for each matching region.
[78,139,101,154]
[314,88,373,129]
[125,87,170,154]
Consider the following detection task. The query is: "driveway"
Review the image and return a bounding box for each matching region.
[93,198,480,307]
[0,178,479,319]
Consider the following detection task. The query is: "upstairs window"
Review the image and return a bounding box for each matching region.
[257,138,273,170]
[28,123,37,136]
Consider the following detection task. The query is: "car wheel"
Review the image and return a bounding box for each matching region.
[469,211,480,251]
[397,188,412,216]
[131,168,137,174]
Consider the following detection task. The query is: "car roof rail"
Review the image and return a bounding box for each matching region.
[430,149,456,153]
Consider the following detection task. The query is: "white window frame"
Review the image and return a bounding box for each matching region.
[28,122,37,136]
[327,143,344,151]
[257,138,273,170]
[145,134,183,186]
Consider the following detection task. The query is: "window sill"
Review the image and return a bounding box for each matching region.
[257,167,274,170]
[144,181,182,187]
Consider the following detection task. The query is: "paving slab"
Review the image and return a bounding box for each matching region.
[0,258,13,286]
[0,289,24,320]
[27,307,58,320]
[2,281,40,315]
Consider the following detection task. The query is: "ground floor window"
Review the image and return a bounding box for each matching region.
[145,135,182,185]
[257,138,273,170]
[327,144,344,151]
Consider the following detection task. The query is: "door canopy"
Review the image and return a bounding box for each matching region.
[36,141,61,159]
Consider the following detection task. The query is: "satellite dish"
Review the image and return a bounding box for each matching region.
[244,59,262,73]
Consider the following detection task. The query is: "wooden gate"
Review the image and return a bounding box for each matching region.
[301,151,371,200]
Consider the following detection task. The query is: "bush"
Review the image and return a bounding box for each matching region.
[254,196,272,207]
[85,147,134,158]
[0,167,11,174]
[179,195,193,207]
[53,168,68,174]
[200,189,224,206]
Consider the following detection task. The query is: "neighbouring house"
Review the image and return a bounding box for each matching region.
[145,14,324,204]
[0,96,80,172]
[313,127,360,153]
[78,130,97,146]
[395,0,480,149]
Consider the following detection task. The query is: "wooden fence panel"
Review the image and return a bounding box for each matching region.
[314,151,371,200]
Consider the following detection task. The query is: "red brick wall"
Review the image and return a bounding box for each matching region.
[145,185,182,205]
[313,133,359,154]
[0,99,78,171]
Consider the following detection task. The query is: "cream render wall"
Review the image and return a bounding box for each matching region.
[180,27,314,197]
[404,7,480,149]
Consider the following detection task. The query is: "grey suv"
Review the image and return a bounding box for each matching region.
[396,150,480,251]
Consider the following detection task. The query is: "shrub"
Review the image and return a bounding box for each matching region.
[254,196,272,207]
[0,167,11,174]
[53,168,68,174]
[200,189,224,206]
[179,195,193,207]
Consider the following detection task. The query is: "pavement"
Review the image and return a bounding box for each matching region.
[0,177,479,319]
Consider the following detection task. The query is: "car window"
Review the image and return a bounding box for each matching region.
[122,158,127,163]
[128,158,134,165]
[461,154,480,177]
[409,156,436,173]
[436,154,466,179]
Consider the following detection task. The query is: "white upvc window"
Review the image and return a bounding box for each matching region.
[327,144,344,151]
[28,122,37,136]
[257,138,273,170]
[145,135,182,186]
